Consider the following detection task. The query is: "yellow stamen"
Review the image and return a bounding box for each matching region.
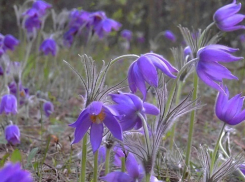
[90,110,105,124]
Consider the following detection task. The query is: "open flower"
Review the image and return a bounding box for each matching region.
[128,53,178,99]
[69,101,123,152]
[213,0,245,32]
[39,38,57,56]
[93,18,121,39]
[196,44,242,92]
[110,92,159,131]
[215,85,245,125]
[0,94,17,115]
[5,124,20,145]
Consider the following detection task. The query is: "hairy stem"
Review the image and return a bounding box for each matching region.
[93,150,98,182]
[80,134,87,182]
[121,157,126,172]
[105,148,111,174]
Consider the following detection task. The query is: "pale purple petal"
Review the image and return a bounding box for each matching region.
[214,2,241,22]
[88,101,103,115]
[100,171,133,182]
[128,62,137,93]
[126,153,140,179]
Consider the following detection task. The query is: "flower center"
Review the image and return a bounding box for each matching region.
[90,110,105,124]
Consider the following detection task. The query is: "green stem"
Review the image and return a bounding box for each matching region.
[93,150,98,182]
[210,123,226,174]
[145,173,151,182]
[169,81,183,150]
[121,157,126,172]
[183,73,198,178]
[105,148,111,174]
[80,133,87,182]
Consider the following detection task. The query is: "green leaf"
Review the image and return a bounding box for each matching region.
[0,153,10,167]
[10,149,22,163]
[26,148,39,168]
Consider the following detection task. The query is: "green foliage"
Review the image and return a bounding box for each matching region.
[10,149,22,163]
[26,147,39,168]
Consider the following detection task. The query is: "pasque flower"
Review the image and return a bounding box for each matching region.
[196,44,242,92]
[39,38,57,56]
[164,30,176,42]
[128,53,178,99]
[93,18,121,39]
[5,124,20,145]
[0,162,33,182]
[32,0,52,16]
[3,35,19,51]
[121,29,132,41]
[110,92,159,131]
[69,101,123,152]
[215,85,245,125]
[101,153,144,182]
[0,94,17,115]
[213,0,245,32]
[43,101,54,117]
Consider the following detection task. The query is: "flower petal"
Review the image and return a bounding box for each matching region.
[88,101,103,115]
[143,102,160,115]
[128,62,137,93]
[214,2,241,22]
[133,63,147,100]
[100,171,133,182]
[90,123,103,152]
[137,56,158,87]
[103,111,123,141]
[71,113,91,144]
[124,93,143,111]
[126,153,140,179]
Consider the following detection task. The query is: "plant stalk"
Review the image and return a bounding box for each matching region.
[80,133,87,182]
[105,148,111,174]
[93,150,98,182]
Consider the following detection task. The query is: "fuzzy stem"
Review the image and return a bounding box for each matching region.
[121,157,126,172]
[138,112,151,154]
[210,123,226,174]
[183,73,198,178]
[105,148,111,174]
[198,22,215,48]
[145,173,151,182]
[93,150,98,182]
[219,132,245,180]
[169,81,183,150]
[80,133,87,182]
[110,54,139,65]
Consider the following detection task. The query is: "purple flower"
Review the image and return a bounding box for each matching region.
[121,30,132,41]
[69,10,91,29]
[0,94,17,115]
[32,0,52,16]
[39,38,57,56]
[110,92,159,131]
[43,101,54,117]
[101,153,144,182]
[239,34,245,42]
[196,44,242,92]
[24,15,42,33]
[5,124,20,145]
[0,162,33,182]
[8,82,29,105]
[239,164,245,175]
[0,66,3,76]
[89,11,107,27]
[3,35,19,51]
[94,18,121,39]
[215,85,245,125]
[164,30,176,42]
[63,27,78,47]
[128,53,178,99]
[213,0,245,32]
[69,101,123,152]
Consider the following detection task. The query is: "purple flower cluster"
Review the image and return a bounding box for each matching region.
[64,9,121,46]
[23,0,52,33]
[0,34,19,56]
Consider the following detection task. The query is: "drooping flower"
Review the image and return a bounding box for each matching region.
[215,85,245,125]
[196,44,242,92]
[213,0,245,32]
[43,101,54,117]
[0,162,33,182]
[101,153,144,182]
[69,101,123,152]
[3,35,19,51]
[69,9,91,29]
[121,30,132,41]
[32,0,52,16]
[110,92,159,131]
[164,30,176,42]
[39,38,57,56]
[89,11,107,27]
[24,15,42,33]
[128,53,178,99]
[93,18,121,39]
[0,94,17,115]
[5,124,20,145]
